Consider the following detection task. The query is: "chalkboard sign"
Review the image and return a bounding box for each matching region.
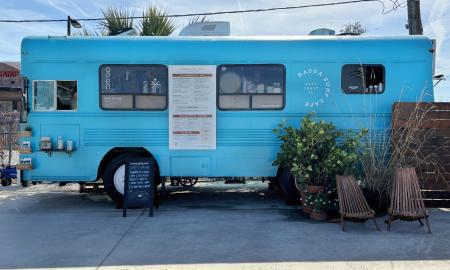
[123,158,156,217]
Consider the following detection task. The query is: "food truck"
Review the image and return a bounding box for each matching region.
[18,35,434,204]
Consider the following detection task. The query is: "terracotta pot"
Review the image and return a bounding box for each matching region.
[309,210,329,220]
[306,185,325,193]
[18,147,32,154]
[302,205,313,214]
[16,163,33,170]
[20,130,32,137]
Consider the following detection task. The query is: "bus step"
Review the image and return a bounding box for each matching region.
[79,183,104,193]
[224,177,246,184]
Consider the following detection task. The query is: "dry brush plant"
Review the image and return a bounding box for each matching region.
[359,90,449,202]
[391,96,449,189]
[0,112,19,167]
[359,128,393,200]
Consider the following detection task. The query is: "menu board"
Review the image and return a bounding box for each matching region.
[123,158,155,217]
[169,65,216,150]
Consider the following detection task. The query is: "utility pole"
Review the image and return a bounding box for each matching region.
[67,16,71,36]
[407,0,423,35]
[66,16,81,36]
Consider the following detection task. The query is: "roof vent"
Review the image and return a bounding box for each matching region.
[111,27,138,36]
[179,21,230,36]
[309,28,335,36]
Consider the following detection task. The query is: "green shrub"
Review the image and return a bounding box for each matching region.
[274,113,367,191]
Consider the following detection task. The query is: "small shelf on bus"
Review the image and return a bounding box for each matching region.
[40,148,75,157]
[219,93,283,96]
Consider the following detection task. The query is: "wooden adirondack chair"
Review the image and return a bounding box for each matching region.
[387,167,431,233]
[336,175,380,231]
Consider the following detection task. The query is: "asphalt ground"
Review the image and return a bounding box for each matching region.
[1,180,449,270]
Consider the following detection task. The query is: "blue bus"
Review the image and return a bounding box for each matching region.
[19,35,435,204]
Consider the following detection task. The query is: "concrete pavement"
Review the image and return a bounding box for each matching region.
[0,181,449,270]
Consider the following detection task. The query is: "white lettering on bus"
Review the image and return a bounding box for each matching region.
[105,66,111,91]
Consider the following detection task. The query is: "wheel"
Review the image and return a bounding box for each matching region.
[277,167,300,205]
[103,153,159,205]
[179,177,198,187]
[1,179,9,186]
[21,180,29,187]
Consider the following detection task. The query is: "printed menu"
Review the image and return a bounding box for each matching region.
[169,66,216,150]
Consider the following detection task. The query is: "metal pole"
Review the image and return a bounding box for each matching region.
[414,0,423,35]
[67,16,71,36]
[407,0,423,35]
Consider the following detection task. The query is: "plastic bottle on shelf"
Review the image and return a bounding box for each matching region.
[143,81,149,94]
[378,82,383,92]
[57,136,64,150]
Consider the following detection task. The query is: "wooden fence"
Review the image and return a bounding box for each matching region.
[393,102,450,207]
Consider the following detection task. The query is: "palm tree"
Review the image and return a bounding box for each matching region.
[100,7,134,35]
[187,15,208,25]
[76,5,202,37]
[74,27,105,36]
[139,6,175,36]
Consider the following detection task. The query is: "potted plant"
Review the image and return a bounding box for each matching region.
[273,120,306,204]
[20,126,32,137]
[289,114,365,193]
[309,189,338,220]
[274,113,367,208]
[302,192,315,214]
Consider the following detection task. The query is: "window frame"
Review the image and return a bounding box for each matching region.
[341,64,386,94]
[32,80,78,112]
[216,64,286,111]
[98,64,169,111]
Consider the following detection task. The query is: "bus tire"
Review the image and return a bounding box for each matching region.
[103,153,152,205]
[278,167,300,205]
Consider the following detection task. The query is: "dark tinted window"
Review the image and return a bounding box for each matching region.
[99,65,167,110]
[342,64,385,94]
[217,65,285,110]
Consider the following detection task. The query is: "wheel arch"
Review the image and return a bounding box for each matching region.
[96,147,159,180]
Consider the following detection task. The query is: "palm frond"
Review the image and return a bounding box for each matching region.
[139,6,175,36]
[101,7,134,36]
[74,27,106,36]
[188,16,208,25]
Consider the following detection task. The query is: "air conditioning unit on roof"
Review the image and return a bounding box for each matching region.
[179,21,230,36]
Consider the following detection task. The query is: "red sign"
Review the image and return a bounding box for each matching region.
[0,71,19,77]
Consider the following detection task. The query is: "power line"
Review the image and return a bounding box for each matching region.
[383,0,407,14]
[0,0,384,23]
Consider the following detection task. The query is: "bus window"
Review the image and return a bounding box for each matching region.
[217,64,285,110]
[99,65,168,110]
[342,64,385,94]
[33,80,78,111]
[57,81,77,110]
[33,81,55,111]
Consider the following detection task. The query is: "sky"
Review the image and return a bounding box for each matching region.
[0,0,449,100]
